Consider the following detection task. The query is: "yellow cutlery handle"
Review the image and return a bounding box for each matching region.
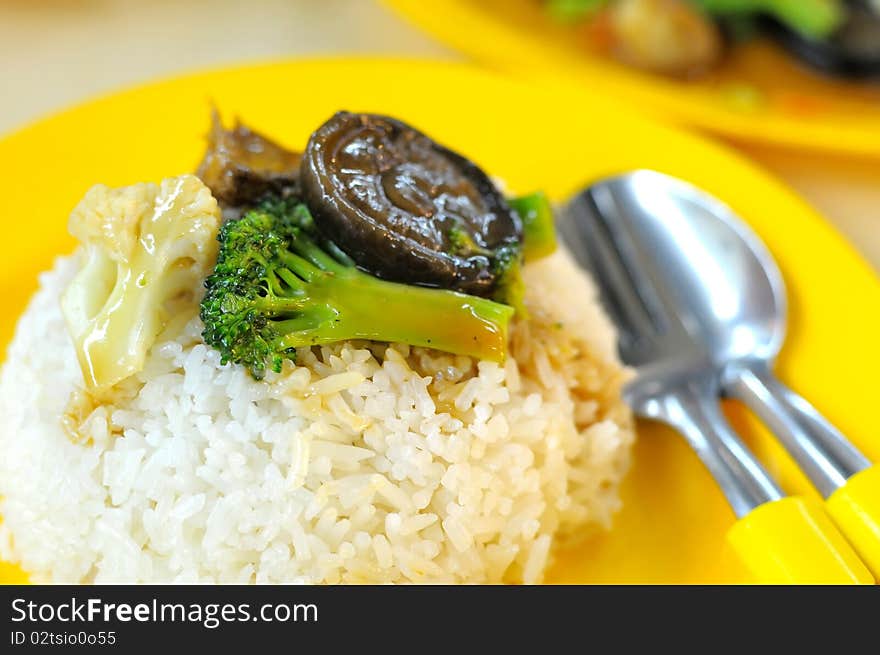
[826,465,880,579]
[727,496,873,584]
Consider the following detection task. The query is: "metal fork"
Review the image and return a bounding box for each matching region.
[560,177,872,583]
[562,186,781,518]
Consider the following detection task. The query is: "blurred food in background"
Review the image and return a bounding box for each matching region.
[386,0,880,158]
[544,0,880,79]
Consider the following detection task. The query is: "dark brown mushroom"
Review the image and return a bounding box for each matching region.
[299,112,522,296]
[197,112,302,208]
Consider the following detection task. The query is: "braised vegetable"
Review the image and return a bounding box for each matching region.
[199,198,515,379]
[510,192,558,262]
[546,0,608,21]
[692,0,844,39]
[197,113,301,208]
[62,175,221,391]
[300,112,522,297]
[548,0,844,38]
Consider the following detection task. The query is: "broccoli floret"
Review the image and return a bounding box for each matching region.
[447,191,559,318]
[491,243,527,318]
[490,192,559,317]
[446,224,492,258]
[62,175,221,392]
[200,199,515,379]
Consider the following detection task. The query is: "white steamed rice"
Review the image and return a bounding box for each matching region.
[0,247,633,583]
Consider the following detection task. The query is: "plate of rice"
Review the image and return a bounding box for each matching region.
[0,59,877,584]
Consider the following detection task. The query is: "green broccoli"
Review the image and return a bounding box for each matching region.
[510,192,558,263]
[445,192,557,318]
[200,199,516,379]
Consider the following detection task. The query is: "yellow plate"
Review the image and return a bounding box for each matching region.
[385,0,880,158]
[1,59,878,584]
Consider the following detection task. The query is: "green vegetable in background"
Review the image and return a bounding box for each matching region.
[546,0,609,22]
[689,0,844,38]
[546,0,846,39]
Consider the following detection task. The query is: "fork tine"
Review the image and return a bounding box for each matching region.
[586,184,673,332]
[562,191,659,349]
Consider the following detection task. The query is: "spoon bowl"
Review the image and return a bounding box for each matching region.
[580,170,786,365]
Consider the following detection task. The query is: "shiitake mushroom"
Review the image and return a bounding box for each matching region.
[300,112,522,297]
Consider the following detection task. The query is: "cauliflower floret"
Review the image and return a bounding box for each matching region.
[61,174,221,391]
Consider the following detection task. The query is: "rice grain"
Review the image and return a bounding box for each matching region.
[0,248,633,583]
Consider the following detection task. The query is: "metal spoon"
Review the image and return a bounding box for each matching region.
[561,169,877,581]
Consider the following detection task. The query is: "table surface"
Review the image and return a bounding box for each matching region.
[2,0,878,271]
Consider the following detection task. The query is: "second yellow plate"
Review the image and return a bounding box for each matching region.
[386,0,880,158]
[0,59,878,583]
